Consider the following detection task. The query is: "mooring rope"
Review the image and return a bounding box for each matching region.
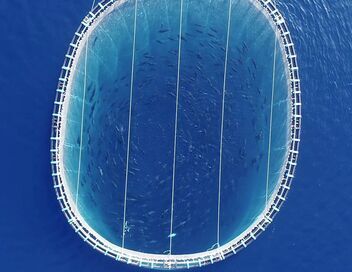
[121,0,138,249]
[169,0,184,255]
[265,0,278,208]
[216,0,233,248]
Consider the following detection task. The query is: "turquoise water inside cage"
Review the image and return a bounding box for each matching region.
[63,0,289,254]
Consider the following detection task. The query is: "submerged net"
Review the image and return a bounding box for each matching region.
[51,0,301,269]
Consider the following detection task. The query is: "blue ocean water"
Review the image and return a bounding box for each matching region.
[63,0,289,255]
[0,0,351,271]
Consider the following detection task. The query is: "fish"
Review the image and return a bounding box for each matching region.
[242,41,248,52]
[251,59,257,69]
[158,28,169,33]
[168,233,176,238]
[92,36,98,46]
[143,53,154,60]
[210,27,218,33]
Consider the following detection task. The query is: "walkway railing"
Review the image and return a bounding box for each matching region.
[50,0,301,269]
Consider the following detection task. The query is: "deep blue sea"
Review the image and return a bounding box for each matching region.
[0,0,351,271]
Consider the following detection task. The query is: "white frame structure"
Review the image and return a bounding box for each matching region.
[50,0,301,269]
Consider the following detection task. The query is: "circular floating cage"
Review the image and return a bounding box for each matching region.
[51,0,301,269]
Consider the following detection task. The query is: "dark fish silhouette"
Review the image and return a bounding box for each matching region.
[158,28,169,33]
